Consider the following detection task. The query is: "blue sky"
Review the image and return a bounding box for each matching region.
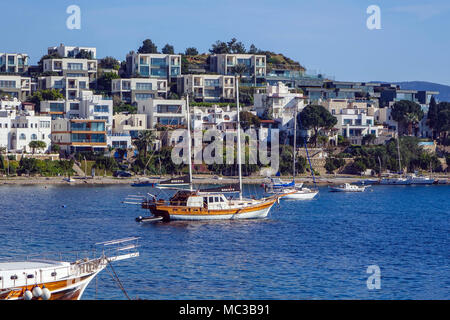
[2,0,450,85]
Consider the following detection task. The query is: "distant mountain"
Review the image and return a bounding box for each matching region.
[372,81,450,102]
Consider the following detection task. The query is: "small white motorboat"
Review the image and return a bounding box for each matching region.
[281,187,319,200]
[329,183,367,192]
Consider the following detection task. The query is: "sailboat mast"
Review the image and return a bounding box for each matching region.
[236,77,243,200]
[396,131,402,174]
[293,101,298,183]
[186,94,193,190]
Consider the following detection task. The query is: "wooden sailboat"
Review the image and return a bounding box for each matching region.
[137,78,280,222]
[0,238,139,300]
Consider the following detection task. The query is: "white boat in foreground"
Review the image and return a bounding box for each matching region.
[329,183,368,192]
[0,238,139,300]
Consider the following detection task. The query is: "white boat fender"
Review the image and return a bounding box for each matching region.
[23,290,33,300]
[41,287,51,300]
[32,286,43,298]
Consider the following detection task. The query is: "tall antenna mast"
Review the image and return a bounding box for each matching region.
[186,93,193,190]
[293,99,298,183]
[236,76,243,200]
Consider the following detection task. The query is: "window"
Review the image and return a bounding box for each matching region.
[94,105,109,113]
[157,105,181,113]
[70,103,79,110]
[136,82,152,90]
[31,134,37,140]
[135,93,154,100]
[67,63,83,70]
[19,133,26,140]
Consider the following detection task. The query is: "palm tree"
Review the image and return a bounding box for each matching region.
[404,112,420,136]
[133,130,156,155]
[231,64,248,79]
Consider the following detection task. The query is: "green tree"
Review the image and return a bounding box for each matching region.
[239,111,260,130]
[248,44,259,54]
[362,133,376,145]
[185,47,199,56]
[297,105,337,146]
[391,100,424,135]
[28,140,47,154]
[99,56,120,70]
[138,39,159,54]
[97,71,120,91]
[227,38,246,53]
[209,40,230,54]
[162,44,175,54]
[51,144,60,153]
[75,50,93,59]
[434,102,450,143]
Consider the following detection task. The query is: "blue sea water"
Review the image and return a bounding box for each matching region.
[0,184,448,300]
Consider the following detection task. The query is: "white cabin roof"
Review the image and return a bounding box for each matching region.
[0,260,69,271]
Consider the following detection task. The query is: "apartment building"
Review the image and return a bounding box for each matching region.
[43,44,97,84]
[0,75,32,100]
[38,75,90,101]
[51,119,107,153]
[47,44,97,59]
[178,75,235,102]
[254,82,307,134]
[333,108,383,145]
[112,113,147,138]
[137,99,186,129]
[0,98,51,153]
[126,52,181,81]
[111,78,167,104]
[191,105,237,131]
[0,53,29,73]
[210,53,266,81]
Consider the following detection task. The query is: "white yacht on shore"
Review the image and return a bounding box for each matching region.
[406,173,435,185]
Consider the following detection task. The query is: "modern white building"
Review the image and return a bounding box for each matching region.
[47,44,97,59]
[38,75,90,100]
[137,99,187,129]
[51,118,107,153]
[111,78,167,104]
[126,52,181,80]
[40,90,113,128]
[191,105,237,131]
[0,75,31,100]
[43,44,98,84]
[254,82,307,134]
[0,53,29,73]
[333,108,383,145]
[0,98,51,153]
[178,75,235,102]
[112,113,147,138]
[210,53,266,80]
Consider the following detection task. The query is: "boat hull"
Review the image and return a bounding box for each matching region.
[281,191,318,200]
[146,198,277,221]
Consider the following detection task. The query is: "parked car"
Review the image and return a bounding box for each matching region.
[113,170,132,178]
